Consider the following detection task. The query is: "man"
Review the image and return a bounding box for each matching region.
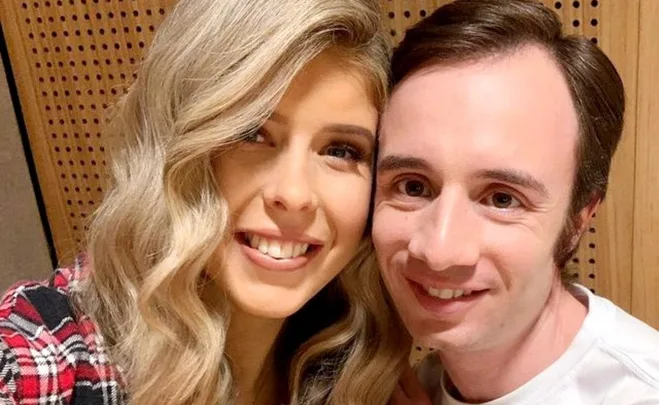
[373,0,659,403]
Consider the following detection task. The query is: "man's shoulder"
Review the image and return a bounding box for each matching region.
[591,293,659,387]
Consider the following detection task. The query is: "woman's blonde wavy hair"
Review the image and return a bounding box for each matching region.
[80,0,409,404]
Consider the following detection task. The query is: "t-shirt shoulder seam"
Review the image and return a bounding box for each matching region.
[599,340,659,388]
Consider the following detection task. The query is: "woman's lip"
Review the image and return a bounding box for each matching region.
[239,242,316,271]
[235,229,324,246]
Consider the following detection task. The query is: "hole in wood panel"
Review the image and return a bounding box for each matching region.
[572,0,580,7]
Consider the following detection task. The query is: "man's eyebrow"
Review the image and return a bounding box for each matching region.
[377,155,432,173]
[476,169,549,197]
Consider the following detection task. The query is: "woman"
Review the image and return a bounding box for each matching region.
[0,0,409,404]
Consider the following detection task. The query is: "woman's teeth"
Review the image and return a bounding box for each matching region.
[425,287,473,300]
[246,233,310,259]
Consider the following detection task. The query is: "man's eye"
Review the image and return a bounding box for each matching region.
[395,179,432,198]
[485,192,521,209]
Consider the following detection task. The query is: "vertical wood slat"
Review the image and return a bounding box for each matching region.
[1,1,72,263]
[632,0,659,329]
[587,0,639,314]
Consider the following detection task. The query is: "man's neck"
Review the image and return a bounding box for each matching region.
[439,281,588,403]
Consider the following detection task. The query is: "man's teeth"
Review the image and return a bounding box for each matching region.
[247,234,309,259]
[426,287,473,300]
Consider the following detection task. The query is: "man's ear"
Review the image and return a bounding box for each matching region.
[571,195,601,247]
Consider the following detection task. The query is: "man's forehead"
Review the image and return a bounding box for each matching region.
[377,45,580,191]
[380,45,579,150]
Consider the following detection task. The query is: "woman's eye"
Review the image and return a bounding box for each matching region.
[485,191,521,209]
[395,179,432,198]
[244,130,267,144]
[324,144,364,162]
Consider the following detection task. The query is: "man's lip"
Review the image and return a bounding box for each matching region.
[403,272,489,293]
[235,228,324,246]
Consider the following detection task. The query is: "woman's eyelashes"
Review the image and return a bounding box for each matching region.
[241,128,370,164]
[243,129,269,144]
[322,142,367,162]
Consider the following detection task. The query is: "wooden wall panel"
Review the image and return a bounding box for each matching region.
[0,0,174,264]
[632,0,659,328]
[594,0,639,315]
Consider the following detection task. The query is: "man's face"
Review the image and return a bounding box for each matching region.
[373,46,580,351]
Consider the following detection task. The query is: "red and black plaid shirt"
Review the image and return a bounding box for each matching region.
[0,257,126,404]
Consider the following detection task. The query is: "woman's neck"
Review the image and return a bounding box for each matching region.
[226,308,285,405]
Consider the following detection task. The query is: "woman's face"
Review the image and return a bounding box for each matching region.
[213,52,378,319]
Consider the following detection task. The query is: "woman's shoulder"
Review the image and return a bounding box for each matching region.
[0,256,126,404]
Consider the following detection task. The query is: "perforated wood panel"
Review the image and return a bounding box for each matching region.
[632,0,659,335]
[0,0,655,342]
[1,0,176,261]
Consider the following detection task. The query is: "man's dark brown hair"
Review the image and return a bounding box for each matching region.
[390,0,625,277]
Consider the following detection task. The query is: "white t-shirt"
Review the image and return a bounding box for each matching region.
[416,285,659,404]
